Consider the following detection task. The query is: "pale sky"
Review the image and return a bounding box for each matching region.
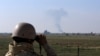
[0,0,100,33]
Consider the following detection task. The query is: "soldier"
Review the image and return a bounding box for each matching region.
[5,22,57,56]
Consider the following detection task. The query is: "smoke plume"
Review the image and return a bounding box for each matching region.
[47,8,67,33]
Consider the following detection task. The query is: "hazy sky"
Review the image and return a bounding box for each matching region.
[0,0,100,33]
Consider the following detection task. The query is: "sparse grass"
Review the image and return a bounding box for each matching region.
[1,35,100,56]
[0,37,12,56]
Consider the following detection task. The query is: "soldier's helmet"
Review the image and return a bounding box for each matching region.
[12,22,36,40]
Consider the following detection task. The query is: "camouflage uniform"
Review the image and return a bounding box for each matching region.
[5,42,57,56]
[5,42,39,56]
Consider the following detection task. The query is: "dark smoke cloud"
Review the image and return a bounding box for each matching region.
[47,8,67,33]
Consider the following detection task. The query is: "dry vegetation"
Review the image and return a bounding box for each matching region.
[0,35,100,56]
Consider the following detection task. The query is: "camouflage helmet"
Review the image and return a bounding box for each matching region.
[12,22,36,40]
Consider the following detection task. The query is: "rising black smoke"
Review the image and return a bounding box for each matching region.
[47,8,67,33]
